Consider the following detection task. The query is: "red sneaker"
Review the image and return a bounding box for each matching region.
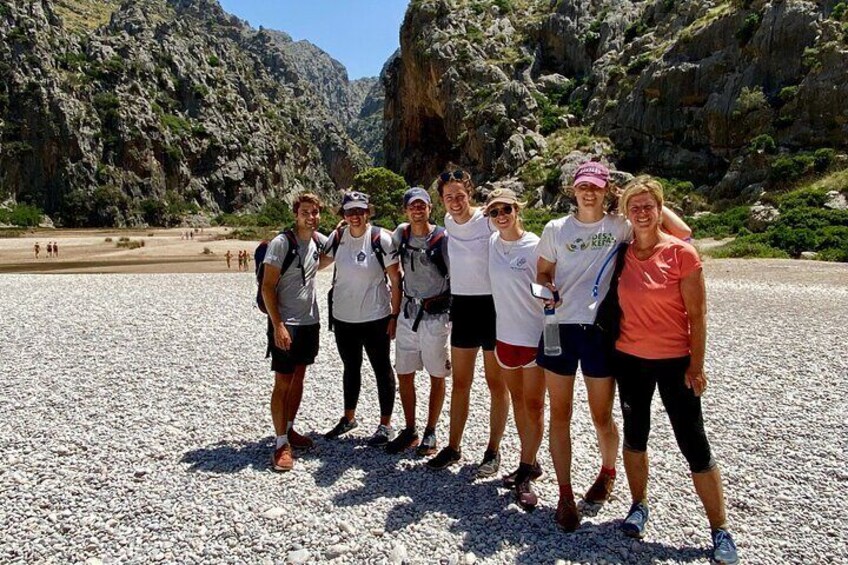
[287,428,314,450]
[272,444,294,472]
[555,494,580,532]
[583,471,615,505]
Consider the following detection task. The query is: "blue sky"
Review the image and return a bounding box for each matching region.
[219,0,409,79]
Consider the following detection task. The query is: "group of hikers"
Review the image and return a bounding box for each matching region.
[33,241,59,259]
[258,162,738,564]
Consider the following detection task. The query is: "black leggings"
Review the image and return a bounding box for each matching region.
[613,351,716,473]
[334,317,396,418]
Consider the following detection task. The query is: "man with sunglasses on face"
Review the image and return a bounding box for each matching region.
[262,193,328,472]
[385,187,451,456]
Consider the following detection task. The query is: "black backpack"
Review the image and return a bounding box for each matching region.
[327,225,387,330]
[255,229,323,314]
[395,223,448,279]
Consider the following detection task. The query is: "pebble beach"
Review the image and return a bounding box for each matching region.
[1,260,846,564]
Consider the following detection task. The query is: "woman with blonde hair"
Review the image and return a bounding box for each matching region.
[536,162,692,531]
[612,176,737,564]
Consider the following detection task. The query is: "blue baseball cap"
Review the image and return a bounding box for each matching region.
[341,190,370,211]
[403,187,431,207]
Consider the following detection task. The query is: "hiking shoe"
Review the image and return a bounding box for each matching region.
[515,476,538,511]
[272,444,293,472]
[426,446,461,470]
[621,501,649,539]
[385,427,419,454]
[367,424,394,447]
[583,470,615,504]
[288,428,314,450]
[475,449,500,478]
[324,417,358,440]
[555,494,580,532]
[503,461,543,489]
[711,528,739,565]
[416,428,437,456]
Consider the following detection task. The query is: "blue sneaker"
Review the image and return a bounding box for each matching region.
[711,528,739,565]
[621,501,649,538]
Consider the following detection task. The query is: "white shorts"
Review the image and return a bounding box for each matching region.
[394,313,451,377]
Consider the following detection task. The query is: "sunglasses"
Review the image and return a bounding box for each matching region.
[406,201,428,210]
[439,170,467,183]
[486,205,513,218]
[343,208,367,216]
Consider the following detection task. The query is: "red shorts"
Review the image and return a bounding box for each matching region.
[494,340,538,369]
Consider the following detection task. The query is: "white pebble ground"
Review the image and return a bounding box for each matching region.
[1,260,846,564]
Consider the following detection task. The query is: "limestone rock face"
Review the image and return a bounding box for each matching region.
[0,0,374,226]
[386,0,848,197]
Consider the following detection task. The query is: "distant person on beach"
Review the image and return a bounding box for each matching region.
[243,250,250,270]
[47,242,53,258]
[322,191,402,447]
[262,193,329,472]
[225,250,233,269]
[34,242,40,259]
[384,187,450,457]
[52,241,58,257]
[426,168,506,480]
[612,177,738,564]
[238,250,245,271]
[485,188,546,511]
[535,161,692,531]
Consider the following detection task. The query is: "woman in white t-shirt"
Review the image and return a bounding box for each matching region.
[321,191,402,447]
[536,161,692,531]
[485,189,545,511]
[425,169,508,478]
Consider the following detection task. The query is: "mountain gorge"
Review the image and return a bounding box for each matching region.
[385,0,848,207]
[0,0,381,226]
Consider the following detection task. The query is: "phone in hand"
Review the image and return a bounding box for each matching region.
[530,283,555,301]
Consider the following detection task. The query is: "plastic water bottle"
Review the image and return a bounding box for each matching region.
[543,291,561,356]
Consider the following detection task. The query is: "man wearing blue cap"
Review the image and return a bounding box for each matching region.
[384,187,452,455]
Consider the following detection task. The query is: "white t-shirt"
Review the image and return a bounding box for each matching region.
[445,208,493,295]
[325,227,399,323]
[489,231,543,347]
[536,213,631,324]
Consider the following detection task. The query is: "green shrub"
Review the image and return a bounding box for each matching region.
[735,12,762,44]
[8,204,43,227]
[626,54,652,75]
[770,154,815,183]
[624,20,648,43]
[533,93,567,135]
[161,114,192,136]
[778,86,799,102]
[813,148,835,172]
[493,0,513,14]
[832,2,847,21]
[749,134,777,154]
[802,47,821,70]
[116,239,144,249]
[733,86,768,115]
[687,206,751,238]
[522,208,559,236]
[208,55,221,67]
[708,237,789,259]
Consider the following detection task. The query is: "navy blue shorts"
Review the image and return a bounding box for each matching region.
[536,324,613,378]
[266,321,320,374]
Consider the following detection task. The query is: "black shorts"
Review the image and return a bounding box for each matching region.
[536,324,613,378]
[266,320,320,374]
[449,294,496,351]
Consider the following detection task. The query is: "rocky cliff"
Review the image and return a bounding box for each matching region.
[0,0,380,226]
[385,0,848,203]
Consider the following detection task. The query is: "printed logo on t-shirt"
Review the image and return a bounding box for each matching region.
[509,256,529,271]
[565,232,616,252]
[356,251,367,262]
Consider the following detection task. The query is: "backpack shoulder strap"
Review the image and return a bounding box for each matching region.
[370,225,386,272]
[427,226,448,278]
[329,226,345,257]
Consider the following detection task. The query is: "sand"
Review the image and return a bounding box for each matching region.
[0,227,260,274]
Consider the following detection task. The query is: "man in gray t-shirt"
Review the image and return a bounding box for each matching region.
[261,193,329,472]
[384,187,452,457]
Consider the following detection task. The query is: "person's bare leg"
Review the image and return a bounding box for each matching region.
[271,373,293,437]
[447,347,478,449]
[502,367,528,457]
[546,371,576,485]
[693,467,728,530]
[426,375,446,431]
[623,448,649,502]
[397,372,417,429]
[522,366,546,465]
[286,365,307,427]
[585,376,620,469]
[482,350,508,453]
